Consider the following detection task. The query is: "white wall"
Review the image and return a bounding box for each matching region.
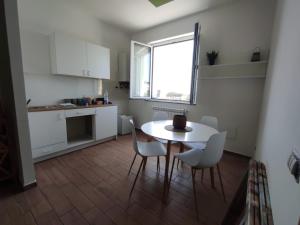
[4,0,36,187]
[255,0,300,224]
[129,0,275,156]
[18,0,131,114]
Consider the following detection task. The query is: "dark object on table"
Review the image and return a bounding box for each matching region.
[251,47,261,62]
[165,125,192,132]
[207,50,218,65]
[173,114,187,130]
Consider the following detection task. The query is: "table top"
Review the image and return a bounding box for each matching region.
[141,120,218,143]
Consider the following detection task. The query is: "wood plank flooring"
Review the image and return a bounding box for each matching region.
[0,132,249,225]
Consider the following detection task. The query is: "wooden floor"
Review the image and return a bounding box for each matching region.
[0,133,249,225]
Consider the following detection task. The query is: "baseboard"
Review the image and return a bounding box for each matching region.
[33,136,117,163]
[22,180,37,190]
[224,149,251,159]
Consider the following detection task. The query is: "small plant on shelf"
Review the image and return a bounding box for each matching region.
[206,50,218,65]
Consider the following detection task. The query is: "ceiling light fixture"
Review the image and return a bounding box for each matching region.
[149,0,174,7]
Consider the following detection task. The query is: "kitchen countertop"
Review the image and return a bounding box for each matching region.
[28,104,116,112]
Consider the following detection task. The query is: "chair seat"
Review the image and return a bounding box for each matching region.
[138,141,167,157]
[175,148,205,167]
[154,137,177,145]
[184,142,206,150]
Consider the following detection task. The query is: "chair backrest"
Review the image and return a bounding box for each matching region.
[200,116,218,130]
[196,131,227,168]
[152,111,168,121]
[129,119,139,154]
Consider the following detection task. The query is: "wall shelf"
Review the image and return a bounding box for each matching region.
[200,61,268,79]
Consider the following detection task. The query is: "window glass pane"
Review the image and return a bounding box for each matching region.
[131,42,151,98]
[152,40,194,102]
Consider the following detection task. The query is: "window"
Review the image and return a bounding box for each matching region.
[130,23,200,104]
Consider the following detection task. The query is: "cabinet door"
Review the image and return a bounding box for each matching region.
[95,106,117,140]
[28,111,67,158]
[51,33,87,77]
[86,42,110,79]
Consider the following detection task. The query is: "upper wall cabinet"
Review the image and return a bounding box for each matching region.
[86,42,110,79]
[50,32,110,79]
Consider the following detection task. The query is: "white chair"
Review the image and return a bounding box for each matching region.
[151,111,178,170]
[184,116,219,151]
[169,131,227,218]
[152,111,169,144]
[128,119,167,196]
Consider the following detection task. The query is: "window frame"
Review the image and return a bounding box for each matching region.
[129,23,200,105]
[150,35,195,104]
[130,41,153,100]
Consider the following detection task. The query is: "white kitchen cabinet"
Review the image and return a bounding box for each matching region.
[95,106,117,140]
[50,33,87,77]
[87,42,110,79]
[50,32,110,79]
[28,111,67,158]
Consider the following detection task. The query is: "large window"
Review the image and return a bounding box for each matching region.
[130,23,200,104]
[152,39,194,102]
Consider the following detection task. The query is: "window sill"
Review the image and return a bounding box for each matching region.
[129,98,196,105]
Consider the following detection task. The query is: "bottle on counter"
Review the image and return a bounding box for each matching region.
[104,90,109,104]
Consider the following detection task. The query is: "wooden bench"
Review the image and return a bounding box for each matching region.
[222,160,274,225]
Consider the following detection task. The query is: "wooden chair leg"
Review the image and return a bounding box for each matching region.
[157,156,160,172]
[129,158,144,197]
[142,157,147,170]
[169,156,176,186]
[176,158,180,169]
[201,168,204,182]
[217,164,226,202]
[210,167,215,188]
[180,142,184,168]
[128,153,137,175]
[191,167,199,220]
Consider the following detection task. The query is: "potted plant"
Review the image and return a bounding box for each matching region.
[206,51,218,65]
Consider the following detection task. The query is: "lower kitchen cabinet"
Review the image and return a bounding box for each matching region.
[95,106,117,140]
[28,110,67,158]
[28,106,118,160]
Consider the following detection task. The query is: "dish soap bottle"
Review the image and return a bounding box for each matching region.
[104,90,109,104]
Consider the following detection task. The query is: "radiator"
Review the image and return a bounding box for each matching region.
[152,106,188,119]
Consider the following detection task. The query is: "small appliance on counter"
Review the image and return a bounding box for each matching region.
[62,95,113,107]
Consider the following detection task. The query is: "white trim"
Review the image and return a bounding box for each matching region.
[130,41,152,99]
[149,32,194,46]
[150,34,194,47]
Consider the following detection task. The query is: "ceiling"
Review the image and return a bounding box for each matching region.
[63,0,236,32]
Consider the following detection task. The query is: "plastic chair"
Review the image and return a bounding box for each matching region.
[169,131,227,218]
[128,119,167,197]
[184,116,219,150]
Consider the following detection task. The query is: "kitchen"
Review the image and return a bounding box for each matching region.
[3,0,299,224]
[25,32,120,161]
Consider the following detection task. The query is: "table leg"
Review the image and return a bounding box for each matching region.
[179,142,184,167]
[163,140,171,202]
[143,157,147,170]
[210,167,215,188]
[179,142,184,153]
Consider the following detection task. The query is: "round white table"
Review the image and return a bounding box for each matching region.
[141,120,218,200]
